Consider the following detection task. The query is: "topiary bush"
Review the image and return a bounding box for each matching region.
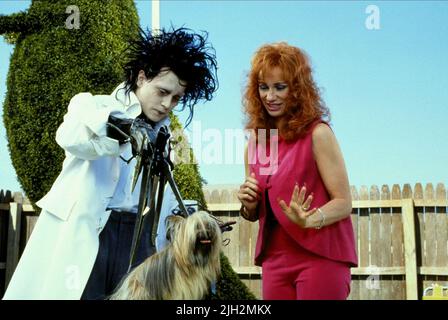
[1,0,140,204]
[210,253,257,300]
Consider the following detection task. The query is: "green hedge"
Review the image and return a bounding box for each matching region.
[2,0,139,204]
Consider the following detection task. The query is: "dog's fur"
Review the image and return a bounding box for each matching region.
[110,211,222,300]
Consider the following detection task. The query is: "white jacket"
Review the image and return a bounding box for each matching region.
[3,84,179,299]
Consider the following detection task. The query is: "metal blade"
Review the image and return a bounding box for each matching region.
[131,135,147,192]
[128,164,149,272]
[164,162,188,218]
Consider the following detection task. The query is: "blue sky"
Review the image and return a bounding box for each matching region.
[1,1,448,193]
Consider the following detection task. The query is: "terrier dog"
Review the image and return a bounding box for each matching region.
[110,211,222,300]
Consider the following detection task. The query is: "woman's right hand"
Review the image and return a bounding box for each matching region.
[237,172,261,212]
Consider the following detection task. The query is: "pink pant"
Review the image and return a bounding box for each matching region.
[261,225,351,300]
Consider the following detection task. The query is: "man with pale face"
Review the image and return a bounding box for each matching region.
[135,68,186,123]
[3,27,218,300]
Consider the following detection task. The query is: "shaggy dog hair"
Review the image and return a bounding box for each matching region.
[110,211,222,300]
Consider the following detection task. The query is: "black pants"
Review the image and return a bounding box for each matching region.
[81,211,156,300]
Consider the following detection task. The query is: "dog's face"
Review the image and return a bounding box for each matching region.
[110,211,222,300]
[166,211,221,267]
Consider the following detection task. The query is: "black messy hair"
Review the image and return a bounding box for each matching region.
[123,27,218,126]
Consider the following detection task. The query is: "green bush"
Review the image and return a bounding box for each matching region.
[211,253,257,300]
[1,0,140,203]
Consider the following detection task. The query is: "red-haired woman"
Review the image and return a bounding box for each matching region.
[237,42,357,300]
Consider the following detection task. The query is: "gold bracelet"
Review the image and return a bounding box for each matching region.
[315,208,326,230]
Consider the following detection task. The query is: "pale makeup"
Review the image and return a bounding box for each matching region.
[135,69,186,122]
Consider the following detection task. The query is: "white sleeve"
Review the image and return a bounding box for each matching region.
[55,93,122,160]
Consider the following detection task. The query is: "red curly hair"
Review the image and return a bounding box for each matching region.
[243,42,330,141]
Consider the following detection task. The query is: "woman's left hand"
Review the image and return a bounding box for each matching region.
[277,184,317,228]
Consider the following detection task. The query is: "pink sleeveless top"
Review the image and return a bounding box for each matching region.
[248,121,358,267]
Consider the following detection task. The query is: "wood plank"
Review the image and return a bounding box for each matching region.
[203,190,211,203]
[22,204,35,212]
[369,185,381,299]
[0,202,7,279]
[350,213,359,300]
[435,183,446,200]
[209,190,221,204]
[350,185,359,201]
[351,267,405,275]
[220,190,231,203]
[234,266,262,275]
[424,183,435,201]
[1,190,12,203]
[208,203,241,211]
[26,216,39,244]
[240,278,251,293]
[231,189,240,203]
[5,203,22,288]
[413,183,426,296]
[358,186,370,300]
[13,192,23,204]
[414,199,448,207]
[402,199,418,300]
[250,221,259,268]
[353,200,404,208]
[217,213,232,265]
[349,187,360,300]
[391,184,406,299]
[414,183,423,200]
[380,185,393,299]
[250,277,262,300]
[302,266,448,276]
[435,185,447,269]
[424,211,437,268]
[419,267,448,276]
[0,203,35,212]
[226,211,240,267]
[435,209,448,268]
[238,216,252,268]
[351,213,359,261]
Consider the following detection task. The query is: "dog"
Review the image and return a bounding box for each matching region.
[110,211,222,300]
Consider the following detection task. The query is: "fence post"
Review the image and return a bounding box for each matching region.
[5,202,22,289]
[402,198,418,300]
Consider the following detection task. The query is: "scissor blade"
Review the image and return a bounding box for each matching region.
[131,135,147,192]
[131,156,142,192]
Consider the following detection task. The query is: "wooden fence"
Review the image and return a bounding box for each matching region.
[1,183,447,299]
[204,183,448,300]
[0,190,38,297]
